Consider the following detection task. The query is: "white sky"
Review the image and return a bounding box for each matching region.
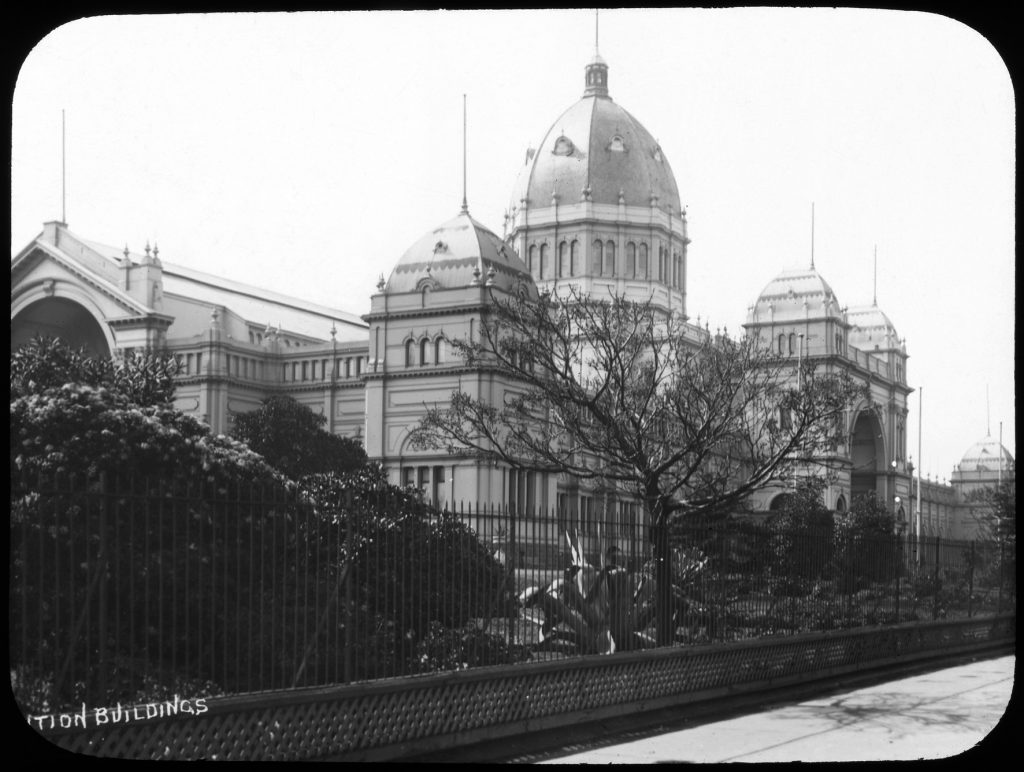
[11,8,1015,480]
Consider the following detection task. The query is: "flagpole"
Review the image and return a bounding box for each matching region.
[998,420,1003,488]
[916,386,922,563]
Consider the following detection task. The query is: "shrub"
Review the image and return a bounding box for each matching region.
[232,396,367,478]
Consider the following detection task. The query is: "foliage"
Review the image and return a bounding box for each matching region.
[518,530,706,654]
[10,384,281,487]
[410,287,863,644]
[411,287,864,527]
[410,621,525,673]
[836,492,896,537]
[764,479,835,596]
[10,377,296,712]
[299,471,518,679]
[11,334,178,406]
[827,493,899,594]
[10,338,520,710]
[232,395,367,479]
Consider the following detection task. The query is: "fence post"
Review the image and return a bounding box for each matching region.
[996,538,1004,614]
[894,530,901,624]
[967,541,975,618]
[98,472,109,704]
[344,490,354,684]
[653,521,672,647]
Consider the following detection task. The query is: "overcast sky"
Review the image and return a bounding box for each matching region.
[11,8,1015,480]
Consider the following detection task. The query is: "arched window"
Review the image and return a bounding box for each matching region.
[559,240,569,277]
[779,406,793,431]
[778,334,786,354]
[434,337,445,364]
[539,243,550,279]
[405,340,415,367]
[570,240,580,276]
[638,243,648,278]
[604,240,616,276]
[626,243,636,277]
[420,338,430,366]
[788,333,796,355]
[592,240,603,274]
[835,495,847,514]
[527,244,537,276]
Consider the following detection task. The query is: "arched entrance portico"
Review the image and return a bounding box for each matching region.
[11,297,111,357]
[850,410,885,502]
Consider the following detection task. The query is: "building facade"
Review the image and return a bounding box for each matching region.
[11,50,1011,538]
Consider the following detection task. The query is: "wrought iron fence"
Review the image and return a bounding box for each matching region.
[10,473,1015,717]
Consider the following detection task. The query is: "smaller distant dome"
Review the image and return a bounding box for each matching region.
[747,267,843,324]
[386,211,536,297]
[847,304,899,350]
[957,435,1015,475]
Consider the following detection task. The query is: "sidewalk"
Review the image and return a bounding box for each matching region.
[518,654,1015,763]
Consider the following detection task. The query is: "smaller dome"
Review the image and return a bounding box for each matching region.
[386,211,536,297]
[748,267,843,324]
[957,435,1015,475]
[847,304,899,350]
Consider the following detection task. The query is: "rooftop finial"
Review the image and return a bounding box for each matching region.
[810,202,815,269]
[583,10,609,98]
[460,93,469,215]
[61,109,67,225]
[873,245,877,306]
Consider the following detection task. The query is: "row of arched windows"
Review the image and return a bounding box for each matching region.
[405,336,447,367]
[526,239,684,287]
[528,240,582,279]
[777,333,801,356]
[773,331,854,359]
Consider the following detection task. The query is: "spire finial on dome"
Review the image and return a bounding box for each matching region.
[460,93,469,215]
[873,245,878,306]
[810,202,815,269]
[583,10,609,98]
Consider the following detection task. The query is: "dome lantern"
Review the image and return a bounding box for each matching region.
[584,53,609,98]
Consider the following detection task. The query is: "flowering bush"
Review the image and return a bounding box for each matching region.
[11,335,179,405]
[9,341,517,711]
[11,383,282,487]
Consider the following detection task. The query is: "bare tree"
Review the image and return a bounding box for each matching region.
[410,286,864,643]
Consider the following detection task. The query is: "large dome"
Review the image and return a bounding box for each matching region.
[957,435,1015,475]
[385,210,536,296]
[747,266,843,324]
[509,55,681,215]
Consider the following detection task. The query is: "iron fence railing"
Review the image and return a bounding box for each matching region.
[10,473,1015,716]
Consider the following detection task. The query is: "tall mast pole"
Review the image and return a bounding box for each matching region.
[916,386,922,560]
[61,109,66,224]
[461,94,468,214]
[810,202,815,269]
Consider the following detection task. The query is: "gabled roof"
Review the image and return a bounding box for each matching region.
[13,223,367,343]
[12,233,152,317]
[159,262,366,341]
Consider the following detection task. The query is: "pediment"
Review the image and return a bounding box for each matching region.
[12,240,150,318]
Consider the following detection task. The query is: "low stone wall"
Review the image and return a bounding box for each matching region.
[36,615,1014,761]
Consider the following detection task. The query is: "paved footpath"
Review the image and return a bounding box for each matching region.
[515,655,1015,764]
